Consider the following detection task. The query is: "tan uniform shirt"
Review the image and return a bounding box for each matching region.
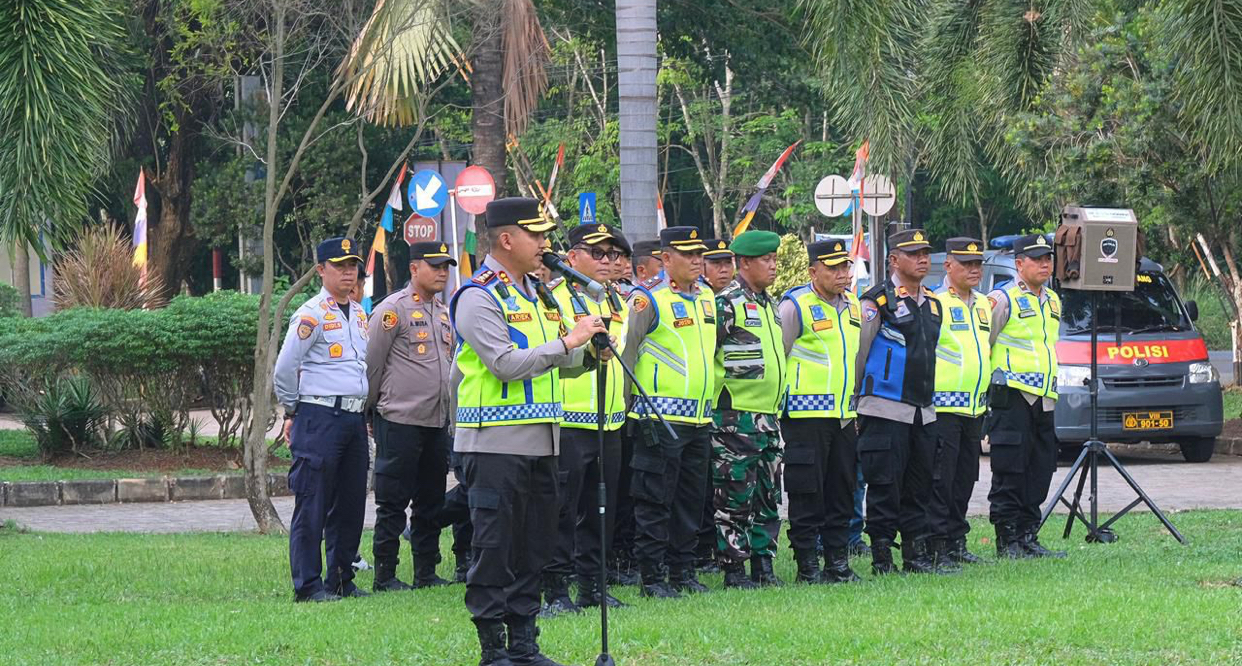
[365,284,453,427]
[988,280,1057,412]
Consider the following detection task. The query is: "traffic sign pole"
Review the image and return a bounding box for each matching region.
[450,190,462,291]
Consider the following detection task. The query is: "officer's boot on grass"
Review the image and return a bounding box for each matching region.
[454,551,471,584]
[750,554,784,587]
[474,619,515,666]
[412,555,452,588]
[505,616,567,666]
[575,574,628,609]
[822,548,862,583]
[638,563,681,599]
[929,538,964,574]
[608,552,641,586]
[538,574,582,618]
[903,537,955,574]
[1020,526,1067,559]
[671,566,711,594]
[722,561,759,590]
[995,523,1032,559]
[948,537,985,565]
[870,539,899,576]
[372,563,413,592]
[793,548,824,583]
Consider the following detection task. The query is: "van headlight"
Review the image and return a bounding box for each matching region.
[1189,362,1218,384]
[1056,365,1092,389]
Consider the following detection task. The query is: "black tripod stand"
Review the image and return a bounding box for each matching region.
[1038,290,1185,544]
[564,284,676,666]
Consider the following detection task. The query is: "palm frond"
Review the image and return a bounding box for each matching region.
[341,0,464,127]
[500,0,549,137]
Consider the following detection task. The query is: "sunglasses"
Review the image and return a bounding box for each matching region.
[574,245,624,261]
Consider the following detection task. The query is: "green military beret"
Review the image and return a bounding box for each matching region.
[729,230,781,257]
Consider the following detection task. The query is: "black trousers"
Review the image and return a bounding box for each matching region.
[287,403,369,597]
[987,388,1057,529]
[371,416,449,573]
[463,452,559,621]
[781,417,858,551]
[547,428,622,580]
[857,412,934,543]
[929,413,983,540]
[631,422,711,572]
[439,451,473,558]
[610,423,640,560]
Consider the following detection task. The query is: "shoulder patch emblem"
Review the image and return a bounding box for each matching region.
[297,323,313,340]
[863,303,879,321]
[632,295,650,312]
[381,311,397,330]
[988,295,998,309]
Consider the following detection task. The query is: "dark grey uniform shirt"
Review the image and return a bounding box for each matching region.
[365,284,453,427]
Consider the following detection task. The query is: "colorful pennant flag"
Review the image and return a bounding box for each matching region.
[379,163,406,233]
[132,168,148,275]
[459,228,478,280]
[362,226,387,313]
[656,192,668,231]
[731,141,801,236]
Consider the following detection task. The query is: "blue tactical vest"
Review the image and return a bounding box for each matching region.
[859,279,942,408]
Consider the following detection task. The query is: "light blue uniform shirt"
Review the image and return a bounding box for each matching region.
[273,288,369,412]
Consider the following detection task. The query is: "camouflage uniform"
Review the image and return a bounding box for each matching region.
[712,278,784,565]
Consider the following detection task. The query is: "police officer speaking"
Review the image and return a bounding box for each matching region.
[273,237,371,602]
[855,229,948,575]
[621,225,716,599]
[929,238,992,568]
[986,233,1067,560]
[710,230,787,589]
[779,240,864,583]
[365,241,457,592]
[450,197,608,666]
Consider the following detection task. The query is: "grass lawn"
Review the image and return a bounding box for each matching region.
[1,512,1240,665]
[1223,387,1242,422]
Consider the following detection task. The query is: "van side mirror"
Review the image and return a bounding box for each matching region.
[1185,300,1199,322]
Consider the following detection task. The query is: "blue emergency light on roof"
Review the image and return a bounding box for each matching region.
[990,235,1021,250]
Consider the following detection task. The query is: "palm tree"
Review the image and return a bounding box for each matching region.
[0,0,131,315]
[615,0,660,241]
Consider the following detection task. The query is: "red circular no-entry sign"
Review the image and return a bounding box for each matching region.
[455,166,496,215]
[403,214,437,244]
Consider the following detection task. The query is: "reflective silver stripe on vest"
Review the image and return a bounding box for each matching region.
[879,326,906,345]
[639,338,688,375]
[935,347,963,366]
[790,345,831,367]
[996,332,1035,351]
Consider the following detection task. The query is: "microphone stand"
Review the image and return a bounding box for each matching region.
[561,280,677,666]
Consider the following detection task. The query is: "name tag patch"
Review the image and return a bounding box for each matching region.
[673,318,695,328]
[812,320,834,332]
[507,312,533,323]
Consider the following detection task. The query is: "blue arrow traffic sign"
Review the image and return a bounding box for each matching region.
[578,192,597,225]
[408,169,449,218]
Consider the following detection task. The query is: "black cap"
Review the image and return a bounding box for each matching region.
[409,241,458,266]
[945,236,985,260]
[633,240,662,259]
[659,226,708,252]
[568,223,622,248]
[316,237,362,264]
[1014,233,1053,258]
[702,239,733,259]
[807,239,852,267]
[889,228,931,252]
[484,197,556,232]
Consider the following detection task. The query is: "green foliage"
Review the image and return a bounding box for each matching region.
[1180,275,1234,350]
[772,233,810,299]
[0,283,21,318]
[16,375,109,459]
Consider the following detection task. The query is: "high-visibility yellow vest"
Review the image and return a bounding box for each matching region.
[628,279,716,425]
[992,283,1061,399]
[933,287,992,416]
[782,285,861,419]
[450,269,565,427]
[715,281,786,415]
[553,280,628,431]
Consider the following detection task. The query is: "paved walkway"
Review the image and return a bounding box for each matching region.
[0,409,284,439]
[3,447,1239,533]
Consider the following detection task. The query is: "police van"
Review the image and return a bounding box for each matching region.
[926,235,1223,462]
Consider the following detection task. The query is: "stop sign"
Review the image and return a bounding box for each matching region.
[455,166,496,215]
[403,214,437,244]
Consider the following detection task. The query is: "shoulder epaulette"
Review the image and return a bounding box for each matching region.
[641,275,663,289]
[547,277,566,290]
[472,269,496,285]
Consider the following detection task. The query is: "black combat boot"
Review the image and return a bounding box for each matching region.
[793,548,823,583]
[638,563,681,599]
[822,548,862,583]
[947,537,985,565]
[538,574,581,618]
[749,554,784,587]
[670,566,710,594]
[608,552,641,586]
[372,563,413,592]
[870,539,899,575]
[929,538,964,574]
[848,539,871,558]
[454,551,471,584]
[722,561,759,590]
[1020,527,1067,559]
[995,523,1032,559]
[900,538,938,574]
[412,555,452,588]
[574,574,628,609]
[504,615,566,666]
[474,619,515,666]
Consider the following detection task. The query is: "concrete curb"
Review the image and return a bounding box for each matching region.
[0,473,293,508]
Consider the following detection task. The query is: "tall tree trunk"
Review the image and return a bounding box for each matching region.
[471,3,506,259]
[14,240,32,317]
[149,121,199,299]
[616,0,659,241]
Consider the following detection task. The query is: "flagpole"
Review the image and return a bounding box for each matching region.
[449,189,462,291]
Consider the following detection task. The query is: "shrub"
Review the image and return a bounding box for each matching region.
[53,224,166,310]
[772,233,810,300]
[15,375,109,459]
[0,283,21,318]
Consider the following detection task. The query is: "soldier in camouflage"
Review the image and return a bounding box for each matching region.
[711,230,788,589]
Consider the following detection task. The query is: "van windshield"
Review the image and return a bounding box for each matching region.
[1060,272,1190,334]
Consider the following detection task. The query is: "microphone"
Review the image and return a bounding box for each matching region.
[541,251,606,300]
